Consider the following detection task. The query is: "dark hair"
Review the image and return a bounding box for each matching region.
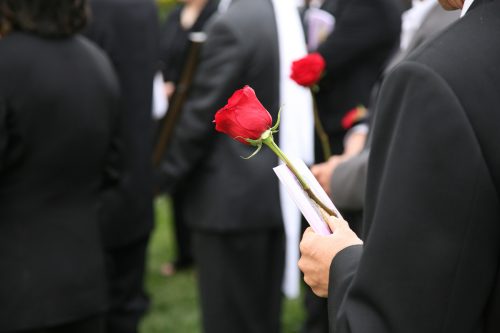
[0,0,89,37]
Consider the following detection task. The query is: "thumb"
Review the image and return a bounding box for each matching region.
[310,164,322,177]
[320,209,348,233]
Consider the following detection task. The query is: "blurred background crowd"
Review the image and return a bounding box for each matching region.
[0,0,462,332]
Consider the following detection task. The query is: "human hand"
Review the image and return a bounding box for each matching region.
[164,81,176,99]
[311,155,346,196]
[298,213,362,297]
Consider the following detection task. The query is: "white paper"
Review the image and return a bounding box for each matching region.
[305,7,335,52]
[152,71,168,120]
[274,158,341,236]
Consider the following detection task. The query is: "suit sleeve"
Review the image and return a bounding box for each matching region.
[328,61,500,332]
[157,18,246,193]
[330,149,369,211]
[318,0,401,74]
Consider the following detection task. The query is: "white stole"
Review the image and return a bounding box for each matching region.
[271,0,315,298]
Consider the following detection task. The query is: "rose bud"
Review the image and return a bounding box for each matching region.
[290,52,326,87]
[213,86,339,219]
[214,85,273,144]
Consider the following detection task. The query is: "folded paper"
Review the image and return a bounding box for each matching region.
[274,158,341,236]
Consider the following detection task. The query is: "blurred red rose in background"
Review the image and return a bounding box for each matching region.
[341,105,368,130]
[290,52,326,87]
[213,85,272,144]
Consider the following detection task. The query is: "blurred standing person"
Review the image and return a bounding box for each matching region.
[84,1,159,332]
[157,0,219,277]
[156,0,316,331]
[0,0,119,332]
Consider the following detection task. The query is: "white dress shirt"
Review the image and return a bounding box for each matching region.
[461,0,475,17]
[400,0,437,50]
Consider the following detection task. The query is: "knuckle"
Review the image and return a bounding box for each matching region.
[303,275,312,287]
[299,239,309,253]
[297,258,304,270]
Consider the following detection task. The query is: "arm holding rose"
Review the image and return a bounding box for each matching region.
[301,57,500,332]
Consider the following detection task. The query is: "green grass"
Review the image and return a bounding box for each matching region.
[139,196,306,333]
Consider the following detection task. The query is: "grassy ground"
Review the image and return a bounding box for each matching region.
[139,197,306,333]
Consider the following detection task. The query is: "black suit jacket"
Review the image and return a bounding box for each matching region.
[315,0,402,155]
[85,0,159,248]
[328,1,500,332]
[157,0,283,231]
[0,33,119,331]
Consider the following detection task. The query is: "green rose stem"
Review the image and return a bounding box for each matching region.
[310,87,332,161]
[260,132,337,218]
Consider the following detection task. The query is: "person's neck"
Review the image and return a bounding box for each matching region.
[181,0,208,30]
[186,0,209,12]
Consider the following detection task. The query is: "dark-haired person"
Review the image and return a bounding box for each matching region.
[298,0,500,332]
[0,0,120,332]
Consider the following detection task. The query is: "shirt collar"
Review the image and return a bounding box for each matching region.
[461,0,475,17]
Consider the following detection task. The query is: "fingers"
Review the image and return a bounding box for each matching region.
[303,226,314,236]
[300,260,329,298]
[326,216,344,233]
[299,227,315,253]
[310,163,322,177]
[320,209,348,232]
[298,254,328,298]
[311,163,330,194]
[311,287,328,298]
[311,162,328,179]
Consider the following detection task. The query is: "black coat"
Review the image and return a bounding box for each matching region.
[0,33,119,331]
[315,0,402,155]
[328,1,500,332]
[159,1,218,84]
[157,0,283,231]
[85,0,159,248]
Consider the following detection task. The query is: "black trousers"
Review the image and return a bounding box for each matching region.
[192,227,285,333]
[13,314,105,333]
[171,192,194,267]
[105,236,150,333]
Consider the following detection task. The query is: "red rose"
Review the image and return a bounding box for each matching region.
[214,85,273,144]
[290,52,326,87]
[341,105,368,130]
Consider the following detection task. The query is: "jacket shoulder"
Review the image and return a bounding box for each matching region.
[406,2,500,80]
